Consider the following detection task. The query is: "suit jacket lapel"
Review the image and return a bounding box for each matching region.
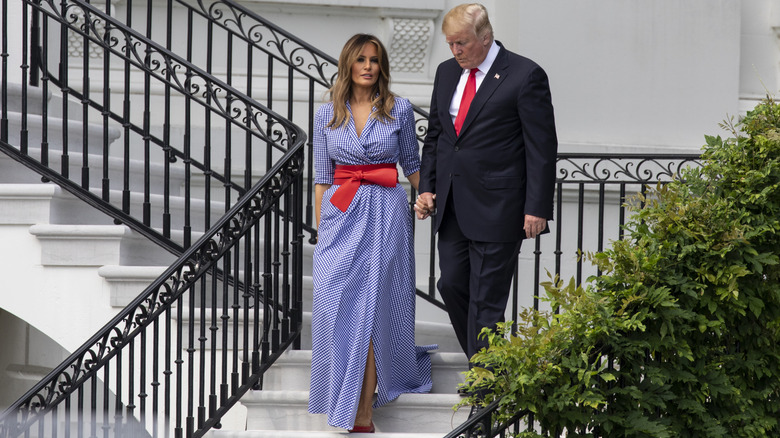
[458,47,509,137]
[439,62,463,137]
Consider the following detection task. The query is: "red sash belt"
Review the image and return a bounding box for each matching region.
[330,163,398,212]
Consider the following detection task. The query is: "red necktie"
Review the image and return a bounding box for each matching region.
[453,68,477,136]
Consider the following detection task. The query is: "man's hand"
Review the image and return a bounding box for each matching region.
[524,214,547,239]
[414,192,436,220]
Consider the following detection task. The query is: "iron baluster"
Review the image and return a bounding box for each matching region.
[121,0,132,217]
[1,0,7,145]
[271,197,281,352]
[20,0,29,155]
[59,0,69,180]
[141,0,152,227]
[576,182,585,286]
[597,182,606,276]
[139,324,147,432]
[40,14,48,167]
[532,235,541,314]
[553,181,563,306]
[100,11,110,202]
[282,190,292,344]
[80,11,89,191]
[305,80,315,241]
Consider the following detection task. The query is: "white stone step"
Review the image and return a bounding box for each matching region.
[1,110,275,200]
[28,223,174,267]
[208,431,444,438]
[2,111,121,158]
[262,349,467,394]
[295,313,462,353]
[0,82,51,115]
[241,390,469,434]
[173,302,461,354]
[0,144,254,228]
[0,184,58,225]
[0,174,224,249]
[97,265,169,307]
[0,144,191,198]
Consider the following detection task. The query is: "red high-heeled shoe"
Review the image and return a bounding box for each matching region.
[348,421,375,433]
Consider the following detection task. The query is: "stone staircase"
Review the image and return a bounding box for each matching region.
[232,350,470,436]
[0,180,472,437]
[0,83,472,436]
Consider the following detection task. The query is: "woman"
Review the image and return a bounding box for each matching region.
[308,34,435,433]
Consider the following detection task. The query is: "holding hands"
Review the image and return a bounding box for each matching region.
[414,192,436,220]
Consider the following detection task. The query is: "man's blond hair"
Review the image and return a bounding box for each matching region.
[441,3,494,40]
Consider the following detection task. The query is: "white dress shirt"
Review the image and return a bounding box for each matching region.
[449,41,500,123]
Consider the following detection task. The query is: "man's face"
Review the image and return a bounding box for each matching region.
[445,26,490,70]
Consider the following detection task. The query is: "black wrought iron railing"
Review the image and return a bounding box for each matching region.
[0,148,305,438]
[444,400,532,438]
[1,0,305,437]
[512,153,702,315]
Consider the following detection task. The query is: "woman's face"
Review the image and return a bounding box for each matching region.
[350,43,380,91]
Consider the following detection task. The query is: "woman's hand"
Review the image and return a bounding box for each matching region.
[414,192,436,220]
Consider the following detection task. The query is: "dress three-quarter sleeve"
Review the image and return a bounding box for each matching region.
[396,98,421,177]
[313,104,335,185]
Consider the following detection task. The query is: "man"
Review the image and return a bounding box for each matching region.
[415,3,558,366]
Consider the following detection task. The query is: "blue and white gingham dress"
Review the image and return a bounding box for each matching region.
[308,97,435,430]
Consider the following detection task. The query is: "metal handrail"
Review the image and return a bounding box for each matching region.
[0,142,305,437]
[443,400,532,438]
[179,0,337,88]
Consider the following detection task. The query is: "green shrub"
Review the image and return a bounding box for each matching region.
[459,97,780,437]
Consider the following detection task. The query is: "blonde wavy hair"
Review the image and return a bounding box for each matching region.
[327,34,395,129]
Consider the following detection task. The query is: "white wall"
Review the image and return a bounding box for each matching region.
[739,0,780,110]
[0,309,69,411]
[489,0,742,152]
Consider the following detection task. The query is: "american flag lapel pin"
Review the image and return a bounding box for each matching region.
[494,73,500,79]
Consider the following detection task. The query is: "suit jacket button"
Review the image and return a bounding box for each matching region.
[454,146,460,151]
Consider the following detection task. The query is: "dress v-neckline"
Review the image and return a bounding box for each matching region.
[347,100,374,139]
[354,116,368,138]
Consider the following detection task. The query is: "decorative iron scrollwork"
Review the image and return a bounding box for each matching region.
[415,114,430,143]
[556,155,703,183]
[3,150,303,431]
[192,0,337,87]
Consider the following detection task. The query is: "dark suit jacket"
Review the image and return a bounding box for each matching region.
[419,42,558,242]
